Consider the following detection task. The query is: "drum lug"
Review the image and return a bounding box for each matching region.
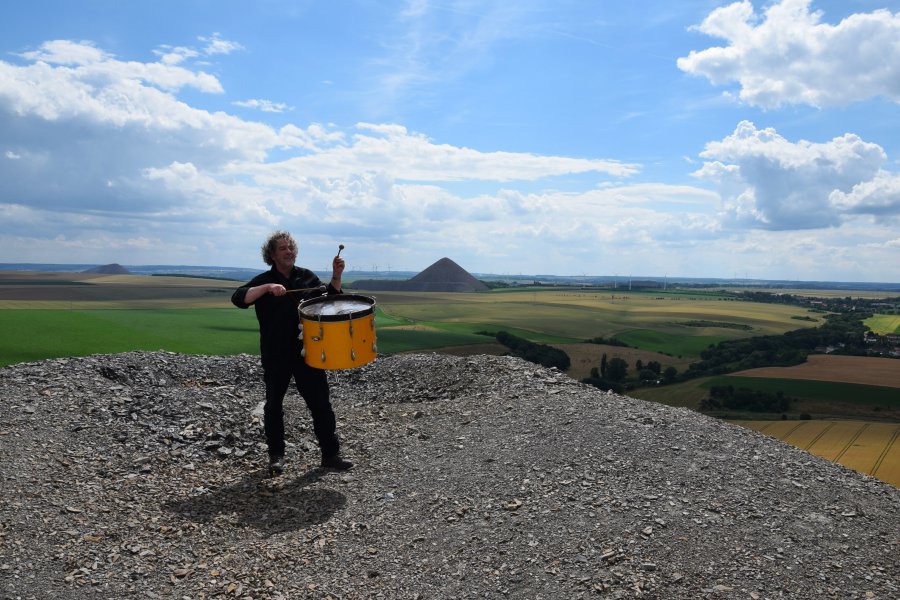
[351,348,356,361]
[349,322,354,337]
[301,348,306,358]
[320,350,326,363]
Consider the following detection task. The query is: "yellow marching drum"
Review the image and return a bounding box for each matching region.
[298,294,377,370]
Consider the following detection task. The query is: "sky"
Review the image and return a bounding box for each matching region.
[0,0,899,282]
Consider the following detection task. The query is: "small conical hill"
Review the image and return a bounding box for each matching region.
[407,257,488,292]
[350,257,488,292]
[83,263,130,275]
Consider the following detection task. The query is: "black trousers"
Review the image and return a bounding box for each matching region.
[262,358,339,459]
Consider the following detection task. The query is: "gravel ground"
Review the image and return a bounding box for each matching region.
[0,351,897,599]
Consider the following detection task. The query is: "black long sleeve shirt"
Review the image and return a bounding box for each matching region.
[231,266,340,367]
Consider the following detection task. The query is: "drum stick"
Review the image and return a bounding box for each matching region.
[285,285,328,294]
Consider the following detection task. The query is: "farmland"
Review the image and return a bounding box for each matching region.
[2,270,898,486]
[0,272,878,374]
[738,420,900,487]
[865,313,900,334]
[632,366,900,421]
[733,354,900,388]
[367,287,815,352]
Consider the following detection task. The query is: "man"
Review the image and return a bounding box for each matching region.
[231,231,353,474]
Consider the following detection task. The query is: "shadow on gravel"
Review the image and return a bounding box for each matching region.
[164,467,346,533]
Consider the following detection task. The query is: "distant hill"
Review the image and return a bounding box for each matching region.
[1,263,898,292]
[352,257,489,292]
[82,263,130,275]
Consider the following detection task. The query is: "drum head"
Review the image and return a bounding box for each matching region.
[299,294,376,321]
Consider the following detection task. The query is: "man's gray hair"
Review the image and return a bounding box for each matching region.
[261,230,297,266]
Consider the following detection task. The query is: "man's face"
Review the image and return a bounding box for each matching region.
[273,239,296,270]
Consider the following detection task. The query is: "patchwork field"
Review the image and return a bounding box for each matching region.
[2,271,898,487]
[367,287,818,357]
[738,420,900,488]
[0,272,235,308]
[0,273,869,374]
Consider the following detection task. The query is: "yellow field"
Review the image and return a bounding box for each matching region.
[738,420,900,487]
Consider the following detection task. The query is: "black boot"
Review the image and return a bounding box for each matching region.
[268,454,284,476]
[321,453,353,471]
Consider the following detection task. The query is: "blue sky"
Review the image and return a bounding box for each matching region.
[1,0,898,282]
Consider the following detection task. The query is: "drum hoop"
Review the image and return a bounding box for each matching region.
[298,293,376,322]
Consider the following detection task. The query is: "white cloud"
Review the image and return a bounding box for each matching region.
[677,0,900,108]
[0,37,646,266]
[199,33,244,56]
[694,121,894,230]
[154,34,241,66]
[233,99,292,113]
[831,171,900,217]
[15,40,223,93]
[254,123,638,183]
[1,34,896,282]
[153,45,200,66]
[19,39,109,65]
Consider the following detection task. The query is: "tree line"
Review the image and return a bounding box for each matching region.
[699,385,792,413]
[479,330,571,371]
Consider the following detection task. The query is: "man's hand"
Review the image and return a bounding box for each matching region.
[332,255,345,277]
[331,255,345,292]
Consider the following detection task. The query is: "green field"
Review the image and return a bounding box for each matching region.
[0,308,260,366]
[366,287,814,357]
[0,280,832,367]
[707,376,900,408]
[865,314,900,334]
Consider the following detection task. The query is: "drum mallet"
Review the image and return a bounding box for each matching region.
[337,244,345,257]
[285,285,328,294]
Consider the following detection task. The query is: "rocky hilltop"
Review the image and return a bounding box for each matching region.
[1,352,897,599]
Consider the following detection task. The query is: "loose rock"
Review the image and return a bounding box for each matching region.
[0,350,897,599]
